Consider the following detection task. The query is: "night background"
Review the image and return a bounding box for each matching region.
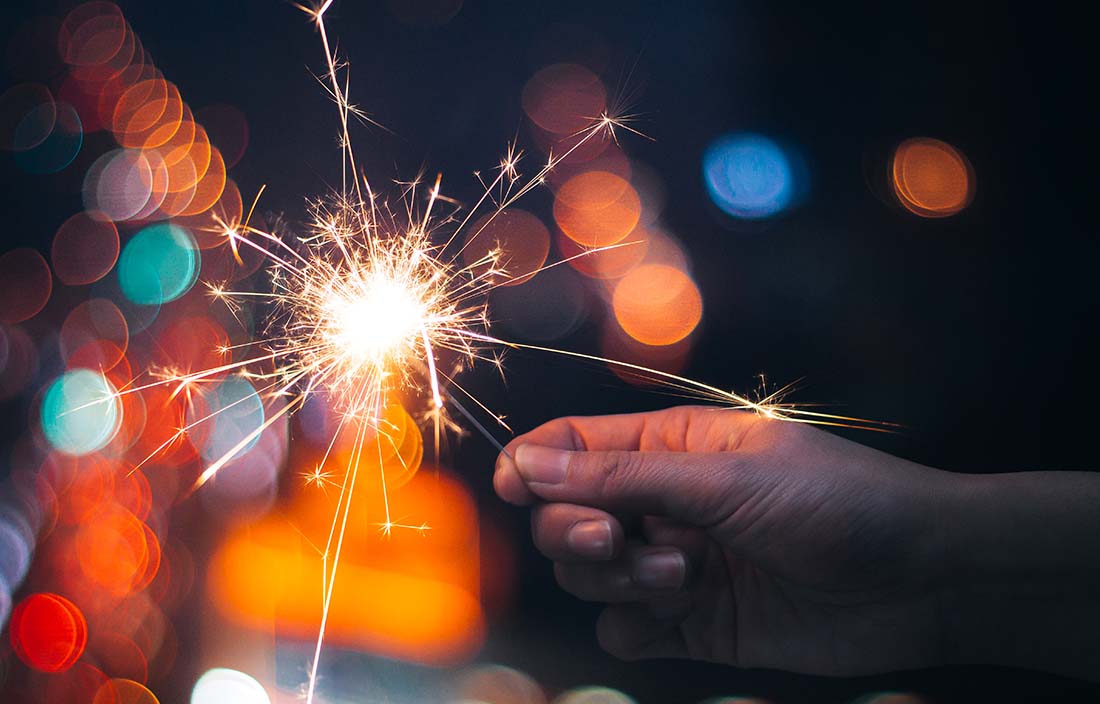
[1,0,1097,702]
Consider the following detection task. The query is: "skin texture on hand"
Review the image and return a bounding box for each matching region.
[494,406,959,675]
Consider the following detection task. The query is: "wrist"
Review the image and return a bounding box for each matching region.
[933,470,1100,678]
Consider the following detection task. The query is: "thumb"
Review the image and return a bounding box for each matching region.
[507,443,746,527]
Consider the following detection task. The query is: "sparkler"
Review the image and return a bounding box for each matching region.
[55,2,890,700]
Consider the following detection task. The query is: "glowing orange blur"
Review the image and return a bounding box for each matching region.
[554,171,642,248]
[892,137,974,218]
[209,458,484,666]
[612,263,703,346]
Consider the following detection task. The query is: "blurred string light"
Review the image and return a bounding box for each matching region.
[703,132,802,219]
[891,137,974,218]
[191,668,270,704]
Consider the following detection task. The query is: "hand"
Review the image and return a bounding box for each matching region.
[495,406,1100,680]
[494,406,954,675]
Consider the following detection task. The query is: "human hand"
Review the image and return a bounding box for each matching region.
[496,405,1100,681]
[494,406,954,675]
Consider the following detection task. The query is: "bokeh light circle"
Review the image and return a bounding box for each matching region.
[892,137,974,218]
[0,248,52,323]
[557,225,649,280]
[522,63,606,135]
[93,677,160,704]
[84,148,154,222]
[612,263,702,346]
[455,664,545,704]
[43,662,111,704]
[554,687,636,704]
[493,265,587,342]
[463,209,550,286]
[41,368,122,455]
[58,1,127,67]
[193,375,266,464]
[554,171,642,248]
[0,83,56,151]
[51,212,121,285]
[703,133,794,219]
[9,592,88,673]
[59,297,129,372]
[0,517,33,588]
[191,668,270,704]
[14,102,83,175]
[76,505,156,595]
[118,223,200,305]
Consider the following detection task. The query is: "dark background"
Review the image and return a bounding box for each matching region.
[3,1,1098,702]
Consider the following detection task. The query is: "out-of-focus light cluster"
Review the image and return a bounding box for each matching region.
[702,131,975,223]
[0,3,273,701]
[503,55,705,378]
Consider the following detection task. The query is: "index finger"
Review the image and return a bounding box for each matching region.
[495,410,658,505]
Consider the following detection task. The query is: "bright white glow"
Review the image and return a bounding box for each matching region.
[325,273,425,366]
[192,668,271,704]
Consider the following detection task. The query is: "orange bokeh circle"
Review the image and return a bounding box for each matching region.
[522,63,606,135]
[612,264,703,346]
[554,171,641,248]
[92,678,160,704]
[892,137,974,218]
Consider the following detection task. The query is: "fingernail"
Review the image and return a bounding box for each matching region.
[567,520,613,559]
[514,444,569,485]
[632,550,685,591]
[494,451,516,478]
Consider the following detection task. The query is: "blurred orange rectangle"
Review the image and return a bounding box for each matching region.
[208,467,485,666]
